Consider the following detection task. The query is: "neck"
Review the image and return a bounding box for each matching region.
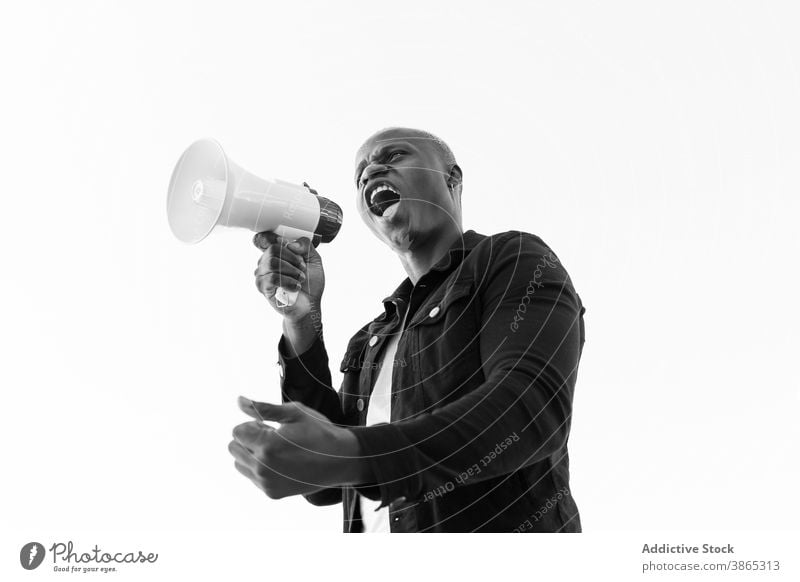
[397,225,463,285]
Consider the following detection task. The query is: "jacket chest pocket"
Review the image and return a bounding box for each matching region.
[408,279,484,410]
[339,332,371,425]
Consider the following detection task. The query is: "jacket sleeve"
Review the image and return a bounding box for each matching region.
[277,334,344,506]
[348,232,585,508]
[278,334,344,424]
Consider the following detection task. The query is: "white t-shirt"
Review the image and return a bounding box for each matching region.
[359,330,402,533]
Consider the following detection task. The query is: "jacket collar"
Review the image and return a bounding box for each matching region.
[380,229,485,315]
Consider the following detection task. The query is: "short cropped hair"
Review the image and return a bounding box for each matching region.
[362,127,457,169]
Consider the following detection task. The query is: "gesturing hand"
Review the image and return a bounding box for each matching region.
[228,396,368,499]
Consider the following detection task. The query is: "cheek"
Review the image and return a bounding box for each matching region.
[410,165,442,186]
[411,169,448,200]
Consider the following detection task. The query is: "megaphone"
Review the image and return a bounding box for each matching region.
[167,138,343,307]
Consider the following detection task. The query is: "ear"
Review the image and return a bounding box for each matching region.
[447,164,463,196]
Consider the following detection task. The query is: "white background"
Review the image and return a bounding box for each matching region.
[1,0,798,556]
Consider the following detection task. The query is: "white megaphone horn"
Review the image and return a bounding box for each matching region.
[167,138,343,307]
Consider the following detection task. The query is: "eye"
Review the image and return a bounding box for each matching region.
[388,151,404,161]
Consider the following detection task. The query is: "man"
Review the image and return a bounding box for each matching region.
[228,127,586,532]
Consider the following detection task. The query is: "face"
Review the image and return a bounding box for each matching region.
[354,129,460,252]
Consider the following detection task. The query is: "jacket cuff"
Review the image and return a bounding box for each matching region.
[348,423,423,508]
[277,334,330,399]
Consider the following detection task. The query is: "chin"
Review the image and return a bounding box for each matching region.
[384,225,414,252]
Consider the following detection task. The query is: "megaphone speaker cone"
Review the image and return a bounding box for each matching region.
[167,138,229,244]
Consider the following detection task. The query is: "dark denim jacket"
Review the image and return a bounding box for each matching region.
[277,229,585,532]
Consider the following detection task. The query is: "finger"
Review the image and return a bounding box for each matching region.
[238,397,303,423]
[232,420,274,449]
[234,460,257,482]
[230,440,279,485]
[229,438,276,474]
[240,397,329,423]
[254,231,308,260]
[275,240,308,269]
[253,231,294,251]
[254,231,278,251]
[255,254,306,279]
[255,240,307,273]
[286,237,312,257]
[228,438,259,464]
[255,273,303,296]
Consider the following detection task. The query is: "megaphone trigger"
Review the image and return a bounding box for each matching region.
[274,286,301,308]
[276,237,302,308]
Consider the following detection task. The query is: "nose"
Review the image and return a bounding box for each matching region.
[360,162,389,189]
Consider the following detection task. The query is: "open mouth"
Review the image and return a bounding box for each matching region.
[366,182,401,218]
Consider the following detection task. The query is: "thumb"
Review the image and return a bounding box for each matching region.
[238,396,304,423]
[286,236,314,256]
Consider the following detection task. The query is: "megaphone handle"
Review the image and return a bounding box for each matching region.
[275,286,300,307]
[272,233,309,307]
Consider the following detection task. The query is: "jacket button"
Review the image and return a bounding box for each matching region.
[369,335,378,346]
[428,306,440,318]
[357,398,365,411]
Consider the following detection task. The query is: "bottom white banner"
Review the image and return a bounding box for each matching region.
[3,530,797,581]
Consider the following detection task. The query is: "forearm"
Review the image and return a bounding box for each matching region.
[273,324,368,504]
[324,429,375,486]
[278,314,345,424]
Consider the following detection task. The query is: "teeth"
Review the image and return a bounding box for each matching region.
[369,184,398,204]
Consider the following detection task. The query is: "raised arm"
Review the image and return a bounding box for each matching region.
[251,230,346,504]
